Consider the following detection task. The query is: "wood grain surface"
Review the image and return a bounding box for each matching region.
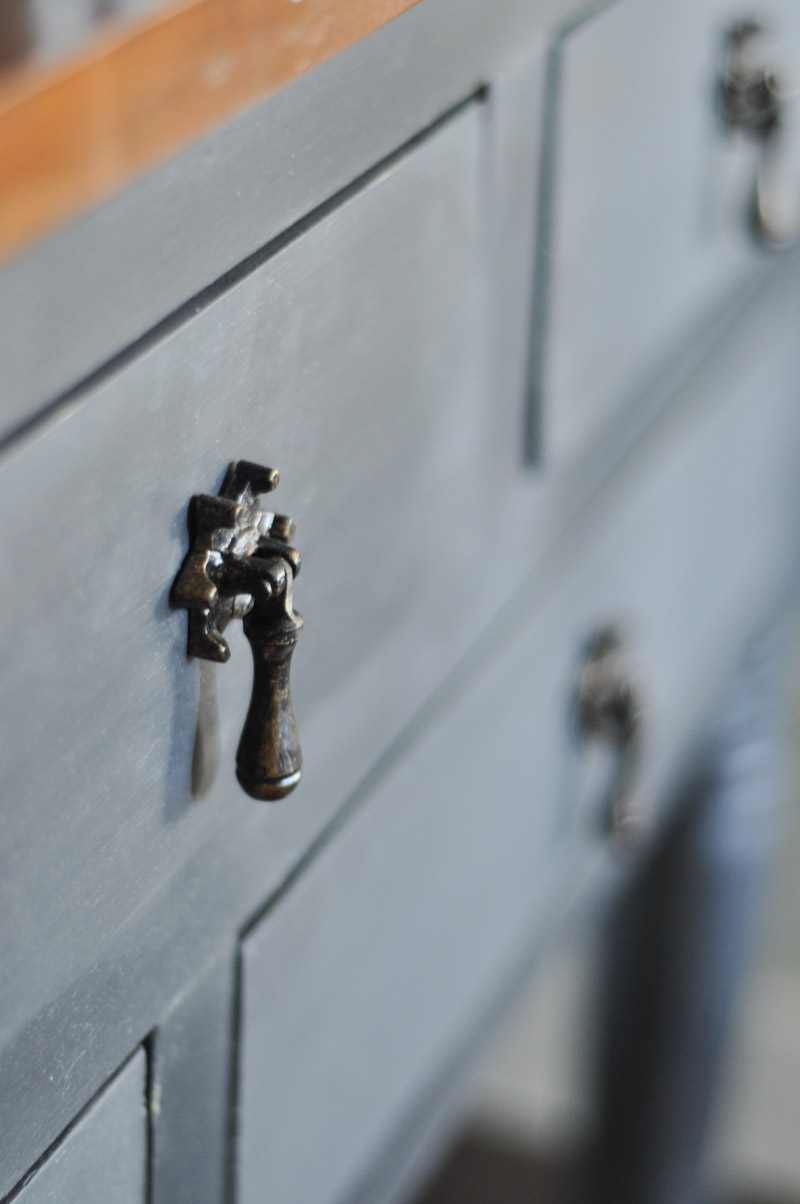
[0,0,423,265]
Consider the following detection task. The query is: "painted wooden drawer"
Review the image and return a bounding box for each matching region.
[537,0,800,464]
[235,262,800,1204]
[10,1051,147,1204]
[0,100,506,1115]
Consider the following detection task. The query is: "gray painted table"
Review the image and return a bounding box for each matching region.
[2,1,799,1200]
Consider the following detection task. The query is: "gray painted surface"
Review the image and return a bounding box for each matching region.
[0,103,487,1038]
[2,7,800,1201]
[0,103,495,1196]
[0,50,557,1195]
[537,0,800,465]
[0,0,606,442]
[236,625,562,1204]
[1,248,797,1200]
[236,265,800,1204]
[11,1050,146,1204]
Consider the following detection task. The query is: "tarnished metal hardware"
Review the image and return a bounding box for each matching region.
[171,461,303,801]
[573,628,644,843]
[717,20,798,248]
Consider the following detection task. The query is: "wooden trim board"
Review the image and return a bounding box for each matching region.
[0,0,423,265]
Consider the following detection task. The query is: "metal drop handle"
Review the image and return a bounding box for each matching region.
[236,574,303,800]
[171,461,303,801]
[572,628,644,843]
[717,20,799,249]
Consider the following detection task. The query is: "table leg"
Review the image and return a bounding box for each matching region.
[584,622,787,1204]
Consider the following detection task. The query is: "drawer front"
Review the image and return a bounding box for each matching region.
[0,0,575,440]
[12,1051,146,1204]
[554,297,800,830]
[236,270,800,1204]
[237,621,566,1204]
[538,0,800,464]
[0,106,498,1055]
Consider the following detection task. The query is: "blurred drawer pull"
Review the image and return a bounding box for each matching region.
[171,460,303,802]
[538,0,800,467]
[573,627,644,844]
[718,19,799,248]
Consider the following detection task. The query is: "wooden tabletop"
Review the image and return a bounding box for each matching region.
[0,0,423,266]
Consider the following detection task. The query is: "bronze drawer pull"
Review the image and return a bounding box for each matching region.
[171,461,303,801]
[717,20,798,249]
[572,628,643,843]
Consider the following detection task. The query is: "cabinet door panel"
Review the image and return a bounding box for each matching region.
[13,1052,147,1204]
